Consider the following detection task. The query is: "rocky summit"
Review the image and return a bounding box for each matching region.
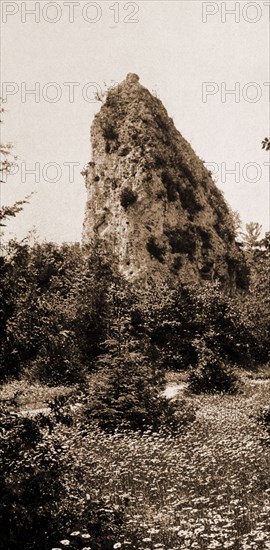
[82,73,247,290]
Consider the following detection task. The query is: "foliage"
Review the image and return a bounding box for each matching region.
[146,236,166,262]
[56,499,125,550]
[120,186,138,209]
[1,367,270,549]
[70,243,115,372]
[0,129,17,184]
[85,354,194,434]
[101,118,119,153]
[0,100,30,228]
[102,122,118,142]
[241,222,262,252]
[0,404,128,550]
[226,249,250,291]
[1,235,268,388]
[0,239,85,383]
[135,281,263,372]
[208,186,235,243]
[177,184,203,217]
[46,380,270,549]
[0,197,31,227]
[166,226,197,258]
[0,406,68,550]
[161,171,178,202]
[187,343,240,394]
[240,231,270,358]
[83,282,195,434]
[0,238,121,383]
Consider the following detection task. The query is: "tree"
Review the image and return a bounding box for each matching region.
[230,209,242,239]
[241,231,270,354]
[241,222,262,253]
[0,99,30,228]
[135,281,263,370]
[84,280,195,433]
[0,239,87,383]
[0,407,69,550]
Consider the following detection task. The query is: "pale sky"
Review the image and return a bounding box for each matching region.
[1,0,269,242]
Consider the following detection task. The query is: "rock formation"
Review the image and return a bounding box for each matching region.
[82,73,247,290]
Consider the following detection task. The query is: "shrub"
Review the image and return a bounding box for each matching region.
[172,255,184,272]
[155,155,167,168]
[181,163,198,187]
[161,171,178,202]
[226,252,250,291]
[196,226,212,249]
[0,240,86,383]
[146,236,166,262]
[102,123,118,142]
[177,185,203,217]
[56,498,125,550]
[0,406,67,550]
[28,333,86,386]
[136,281,262,371]
[120,187,138,209]
[155,112,169,132]
[166,226,197,258]
[187,346,240,394]
[0,404,128,550]
[0,239,114,383]
[84,353,194,434]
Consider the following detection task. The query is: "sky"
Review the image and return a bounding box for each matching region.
[1,0,269,243]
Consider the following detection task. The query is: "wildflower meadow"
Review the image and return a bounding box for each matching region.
[58,375,270,550]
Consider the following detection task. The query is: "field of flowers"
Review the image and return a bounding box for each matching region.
[59,375,270,550]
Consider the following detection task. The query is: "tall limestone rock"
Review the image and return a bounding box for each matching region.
[82,73,247,290]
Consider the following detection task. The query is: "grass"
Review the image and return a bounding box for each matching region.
[1,371,270,549]
[0,379,72,410]
[60,373,270,550]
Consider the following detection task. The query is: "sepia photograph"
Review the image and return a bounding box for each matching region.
[0,1,269,549]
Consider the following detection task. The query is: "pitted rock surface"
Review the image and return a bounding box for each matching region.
[82,74,246,289]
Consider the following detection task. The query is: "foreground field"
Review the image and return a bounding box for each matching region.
[1,372,270,549]
[63,374,270,550]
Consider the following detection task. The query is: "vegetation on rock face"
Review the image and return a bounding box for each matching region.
[120,186,138,209]
[166,226,197,258]
[146,236,166,262]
